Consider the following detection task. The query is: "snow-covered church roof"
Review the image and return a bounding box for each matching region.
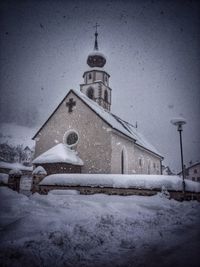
[33,89,163,158]
[74,90,162,157]
[32,143,83,166]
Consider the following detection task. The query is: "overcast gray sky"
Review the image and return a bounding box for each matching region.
[0,0,200,172]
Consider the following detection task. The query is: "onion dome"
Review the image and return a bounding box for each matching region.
[87,27,106,68]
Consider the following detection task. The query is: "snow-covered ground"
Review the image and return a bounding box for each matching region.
[0,187,199,267]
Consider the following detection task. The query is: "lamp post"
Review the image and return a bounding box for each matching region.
[171,117,186,194]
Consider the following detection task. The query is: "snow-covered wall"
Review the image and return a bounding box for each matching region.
[39,174,200,193]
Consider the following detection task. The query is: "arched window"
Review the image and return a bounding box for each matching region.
[147,160,150,174]
[121,150,124,174]
[121,147,128,174]
[104,90,108,102]
[87,87,94,100]
[88,73,92,79]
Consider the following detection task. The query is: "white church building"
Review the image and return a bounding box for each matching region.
[33,29,163,175]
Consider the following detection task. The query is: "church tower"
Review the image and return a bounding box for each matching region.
[80,25,112,111]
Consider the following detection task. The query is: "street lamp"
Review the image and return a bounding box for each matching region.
[171,117,186,194]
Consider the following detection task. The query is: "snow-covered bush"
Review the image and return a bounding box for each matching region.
[158,185,170,199]
[32,166,47,176]
[0,173,9,185]
[9,168,22,176]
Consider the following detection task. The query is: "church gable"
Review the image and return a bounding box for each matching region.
[33,89,112,142]
[34,90,112,173]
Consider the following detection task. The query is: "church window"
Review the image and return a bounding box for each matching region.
[121,150,124,174]
[147,161,150,174]
[63,130,79,147]
[89,73,92,79]
[139,158,142,167]
[104,90,108,102]
[121,147,128,174]
[87,87,94,100]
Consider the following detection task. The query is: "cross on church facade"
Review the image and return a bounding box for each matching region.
[66,98,76,113]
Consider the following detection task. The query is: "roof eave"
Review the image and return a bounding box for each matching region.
[82,69,110,78]
[33,161,83,166]
[135,142,164,160]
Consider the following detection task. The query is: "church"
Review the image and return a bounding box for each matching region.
[32,28,163,175]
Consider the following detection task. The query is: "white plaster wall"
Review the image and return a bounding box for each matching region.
[111,132,161,174]
[81,83,100,99]
[101,84,111,103]
[34,91,112,174]
[80,82,111,110]
[187,164,200,182]
[83,70,110,85]
[134,145,161,174]
[95,71,103,81]
[111,133,136,174]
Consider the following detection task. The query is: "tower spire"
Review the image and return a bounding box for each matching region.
[94,23,100,51]
[87,24,106,68]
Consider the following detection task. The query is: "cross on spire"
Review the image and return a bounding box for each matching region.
[93,23,100,51]
[66,98,76,113]
[94,23,100,33]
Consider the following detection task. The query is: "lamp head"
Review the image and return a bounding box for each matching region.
[171,117,186,131]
